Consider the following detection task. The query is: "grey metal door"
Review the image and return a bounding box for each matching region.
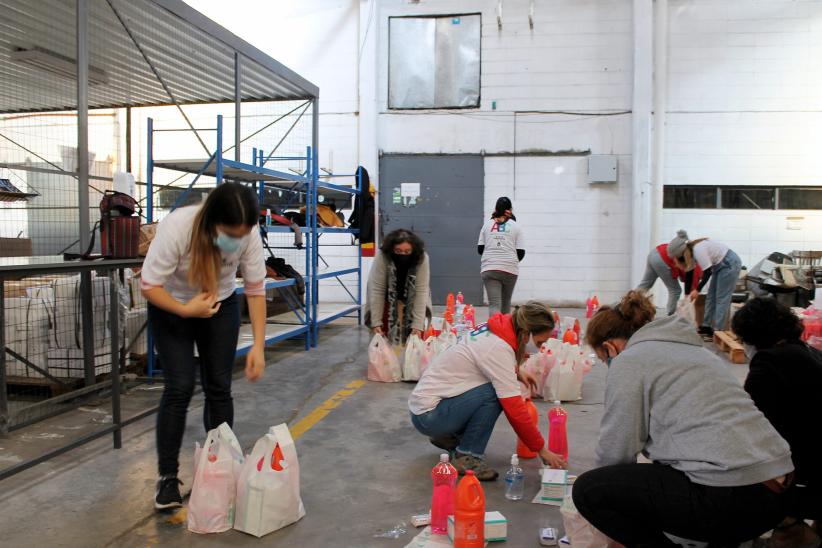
[378,154,484,305]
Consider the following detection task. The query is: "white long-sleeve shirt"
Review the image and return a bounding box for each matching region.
[141,205,266,302]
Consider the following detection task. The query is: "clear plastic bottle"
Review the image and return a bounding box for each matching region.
[504,453,525,500]
[430,453,458,535]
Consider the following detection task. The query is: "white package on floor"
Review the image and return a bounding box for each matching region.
[234,424,305,537]
[368,334,402,382]
[188,423,245,534]
[403,335,425,381]
[560,491,625,548]
[4,294,51,378]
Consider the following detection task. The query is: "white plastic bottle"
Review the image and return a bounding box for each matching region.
[504,453,525,500]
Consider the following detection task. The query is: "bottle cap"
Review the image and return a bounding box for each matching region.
[465,470,475,476]
[440,453,449,463]
[553,400,561,406]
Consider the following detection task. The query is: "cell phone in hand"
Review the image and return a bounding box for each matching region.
[540,527,558,546]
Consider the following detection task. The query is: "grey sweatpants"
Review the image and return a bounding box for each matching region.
[482,271,518,316]
[637,250,682,316]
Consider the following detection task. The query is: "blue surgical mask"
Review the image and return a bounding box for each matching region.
[214,231,242,253]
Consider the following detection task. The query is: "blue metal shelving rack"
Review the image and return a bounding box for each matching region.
[144,114,364,373]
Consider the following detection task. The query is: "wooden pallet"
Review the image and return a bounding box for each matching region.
[713,331,746,364]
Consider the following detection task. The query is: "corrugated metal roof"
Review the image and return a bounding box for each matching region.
[0,0,318,114]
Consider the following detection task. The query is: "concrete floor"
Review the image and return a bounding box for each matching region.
[0,308,750,548]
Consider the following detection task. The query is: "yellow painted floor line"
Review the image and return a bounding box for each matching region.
[290,379,367,440]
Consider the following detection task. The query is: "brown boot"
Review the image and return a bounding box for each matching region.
[764,518,821,548]
[452,454,499,482]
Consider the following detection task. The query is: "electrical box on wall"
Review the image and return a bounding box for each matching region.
[588,155,618,183]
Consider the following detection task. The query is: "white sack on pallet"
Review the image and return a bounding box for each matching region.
[3,295,51,378]
[51,275,111,350]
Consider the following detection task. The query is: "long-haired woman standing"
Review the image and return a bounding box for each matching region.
[478,197,525,315]
[141,182,268,510]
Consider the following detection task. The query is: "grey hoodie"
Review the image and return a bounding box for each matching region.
[597,315,793,487]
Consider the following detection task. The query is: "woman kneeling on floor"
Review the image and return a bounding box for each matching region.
[408,301,566,481]
[572,291,795,547]
[732,297,822,547]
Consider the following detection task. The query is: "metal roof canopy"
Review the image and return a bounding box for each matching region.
[0,0,319,114]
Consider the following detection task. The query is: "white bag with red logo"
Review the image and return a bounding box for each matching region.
[234,424,305,537]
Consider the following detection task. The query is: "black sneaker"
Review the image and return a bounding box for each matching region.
[154,476,183,510]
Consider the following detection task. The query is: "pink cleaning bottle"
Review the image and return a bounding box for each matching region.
[430,453,458,535]
[547,401,569,461]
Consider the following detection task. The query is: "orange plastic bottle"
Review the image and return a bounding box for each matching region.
[573,319,581,337]
[516,399,539,459]
[562,328,578,345]
[446,293,456,316]
[454,471,485,548]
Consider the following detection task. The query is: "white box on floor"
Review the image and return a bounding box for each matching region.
[447,511,507,542]
[541,468,569,502]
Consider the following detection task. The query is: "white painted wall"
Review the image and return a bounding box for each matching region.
[183,0,822,308]
[662,0,822,268]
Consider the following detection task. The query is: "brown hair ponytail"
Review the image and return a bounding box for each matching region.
[188,206,222,295]
[511,300,555,364]
[585,290,656,349]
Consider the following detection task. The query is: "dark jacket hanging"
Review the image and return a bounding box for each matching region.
[348,166,375,245]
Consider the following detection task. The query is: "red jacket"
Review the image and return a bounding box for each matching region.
[657,244,702,293]
[487,313,546,452]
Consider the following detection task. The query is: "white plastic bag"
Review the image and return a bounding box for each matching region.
[188,423,245,534]
[403,335,425,381]
[420,336,438,374]
[560,492,624,548]
[234,424,306,537]
[436,323,457,352]
[367,334,402,382]
[521,350,557,399]
[676,299,696,326]
[544,354,591,402]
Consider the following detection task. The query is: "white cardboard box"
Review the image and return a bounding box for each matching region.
[541,468,569,502]
[447,511,507,543]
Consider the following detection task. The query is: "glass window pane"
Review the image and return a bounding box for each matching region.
[778,188,822,210]
[663,186,717,209]
[389,15,481,109]
[721,188,775,209]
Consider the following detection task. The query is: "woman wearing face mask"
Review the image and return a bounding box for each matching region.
[365,228,432,346]
[478,197,525,315]
[141,182,267,510]
[408,301,567,481]
[572,291,794,547]
[667,229,742,337]
[732,298,822,547]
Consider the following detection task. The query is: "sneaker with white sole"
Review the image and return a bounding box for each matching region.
[154,476,183,510]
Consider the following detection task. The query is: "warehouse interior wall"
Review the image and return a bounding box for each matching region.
[186,0,822,306]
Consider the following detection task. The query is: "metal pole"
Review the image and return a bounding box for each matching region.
[146,117,155,377]
[234,52,242,162]
[311,99,320,346]
[356,169,363,325]
[125,107,132,173]
[305,145,312,350]
[216,115,223,184]
[77,0,96,388]
[109,272,122,448]
[0,277,7,436]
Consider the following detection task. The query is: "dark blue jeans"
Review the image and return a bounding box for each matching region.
[411,383,503,458]
[150,293,241,476]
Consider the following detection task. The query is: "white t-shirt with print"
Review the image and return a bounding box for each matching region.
[408,325,520,415]
[693,240,730,271]
[141,205,266,303]
[478,218,524,275]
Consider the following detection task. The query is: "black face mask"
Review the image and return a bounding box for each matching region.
[393,254,413,268]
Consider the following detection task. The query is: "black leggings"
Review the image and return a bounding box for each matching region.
[572,463,789,547]
[149,293,241,476]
